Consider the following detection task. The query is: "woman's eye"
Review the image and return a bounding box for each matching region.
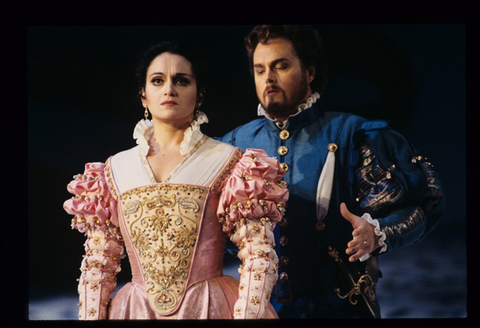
[176,78,188,86]
[151,78,163,85]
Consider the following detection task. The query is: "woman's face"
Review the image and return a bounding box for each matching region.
[142,52,197,125]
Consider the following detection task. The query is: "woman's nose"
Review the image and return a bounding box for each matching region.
[164,80,176,96]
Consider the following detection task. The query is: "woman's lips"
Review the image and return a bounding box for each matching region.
[161,101,177,106]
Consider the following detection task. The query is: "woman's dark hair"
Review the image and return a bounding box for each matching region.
[135,41,207,104]
[245,25,327,94]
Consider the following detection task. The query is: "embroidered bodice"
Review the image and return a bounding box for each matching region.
[64,115,288,319]
[120,184,207,314]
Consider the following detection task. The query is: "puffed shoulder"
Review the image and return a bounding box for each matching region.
[217,149,289,235]
[63,162,119,234]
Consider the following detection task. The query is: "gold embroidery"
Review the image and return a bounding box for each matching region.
[236,240,246,250]
[251,296,260,305]
[383,206,425,237]
[88,308,96,316]
[88,259,102,269]
[251,224,261,233]
[210,148,243,194]
[272,264,279,274]
[120,184,208,315]
[260,217,271,225]
[253,249,267,259]
[104,157,118,201]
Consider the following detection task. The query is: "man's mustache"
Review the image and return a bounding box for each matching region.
[264,85,283,96]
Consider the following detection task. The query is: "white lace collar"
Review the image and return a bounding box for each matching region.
[257,92,321,124]
[133,111,209,157]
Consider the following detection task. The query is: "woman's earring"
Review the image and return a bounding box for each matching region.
[196,91,204,110]
[144,107,149,120]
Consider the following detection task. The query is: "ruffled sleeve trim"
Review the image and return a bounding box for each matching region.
[217,148,289,235]
[63,163,120,239]
[358,213,387,262]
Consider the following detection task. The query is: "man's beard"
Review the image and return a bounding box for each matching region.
[263,78,310,121]
[265,95,291,120]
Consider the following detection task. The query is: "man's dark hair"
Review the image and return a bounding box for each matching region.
[245,25,327,94]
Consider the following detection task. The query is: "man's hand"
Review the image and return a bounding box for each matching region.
[340,202,379,262]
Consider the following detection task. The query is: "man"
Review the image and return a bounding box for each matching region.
[219,25,444,318]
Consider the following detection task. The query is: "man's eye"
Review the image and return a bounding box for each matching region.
[255,69,265,75]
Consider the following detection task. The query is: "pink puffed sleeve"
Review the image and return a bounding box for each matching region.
[217,149,288,319]
[63,162,125,320]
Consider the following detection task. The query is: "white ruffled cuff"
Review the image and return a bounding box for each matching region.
[358,213,387,262]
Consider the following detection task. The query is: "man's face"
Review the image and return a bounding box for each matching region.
[253,37,314,121]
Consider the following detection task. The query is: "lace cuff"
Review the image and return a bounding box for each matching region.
[357,213,387,262]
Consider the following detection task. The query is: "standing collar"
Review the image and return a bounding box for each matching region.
[133,111,209,157]
[257,92,320,124]
[259,92,322,132]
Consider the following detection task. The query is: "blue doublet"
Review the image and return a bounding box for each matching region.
[219,101,444,318]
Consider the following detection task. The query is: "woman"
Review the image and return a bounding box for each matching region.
[63,41,288,319]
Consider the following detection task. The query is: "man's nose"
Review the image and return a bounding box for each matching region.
[265,68,276,84]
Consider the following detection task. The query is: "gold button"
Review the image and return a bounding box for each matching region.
[279,272,289,280]
[328,143,338,152]
[279,130,290,140]
[316,221,325,231]
[280,163,289,172]
[279,216,289,228]
[279,256,289,266]
[278,146,288,156]
[280,236,288,246]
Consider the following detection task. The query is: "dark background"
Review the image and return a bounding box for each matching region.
[28,25,466,318]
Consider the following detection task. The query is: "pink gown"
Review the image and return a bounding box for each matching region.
[63,119,288,319]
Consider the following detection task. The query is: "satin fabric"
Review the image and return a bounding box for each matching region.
[65,119,286,319]
[108,277,242,319]
[105,147,282,319]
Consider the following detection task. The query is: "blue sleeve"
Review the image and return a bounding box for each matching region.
[213,128,237,145]
[353,124,444,254]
